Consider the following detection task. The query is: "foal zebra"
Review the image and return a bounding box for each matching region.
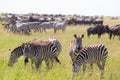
[70,34,108,78]
[22,39,61,69]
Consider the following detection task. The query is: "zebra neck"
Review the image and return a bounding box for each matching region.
[17,53,23,58]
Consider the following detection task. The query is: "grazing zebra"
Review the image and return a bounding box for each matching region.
[8,39,42,67]
[8,38,61,67]
[22,39,61,69]
[71,34,108,78]
[8,45,25,67]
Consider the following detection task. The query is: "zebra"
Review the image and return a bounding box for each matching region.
[22,39,61,69]
[0,17,10,23]
[7,39,42,67]
[8,45,25,67]
[54,19,68,33]
[48,38,62,64]
[69,34,92,68]
[40,21,56,33]
[48,38,62,57]
[28,22,43,33]
[7,17,31,35]
[7,38,61,67]
[71,34,108,78]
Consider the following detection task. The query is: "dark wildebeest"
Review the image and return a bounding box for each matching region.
[87,25,109,38]
[28,16,39,22]
[108,25,120,40]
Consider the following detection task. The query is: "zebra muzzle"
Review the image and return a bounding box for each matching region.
[24,58,29,64]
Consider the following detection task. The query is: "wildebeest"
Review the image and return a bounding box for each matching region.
[108,25,120,40]
[87,25,109,38]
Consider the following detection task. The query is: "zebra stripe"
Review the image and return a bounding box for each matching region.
[73,44,108,77]
[22,39,61,69]
[8,45,24,67]
[70,34,108,78]
[28,22,43,32]
[8,39,43,67]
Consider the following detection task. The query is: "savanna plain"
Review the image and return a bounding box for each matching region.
[0,17,120,80]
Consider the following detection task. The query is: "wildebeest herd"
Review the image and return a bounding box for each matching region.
[0,13,103,35]
[0,13,120,79]
[0,13,120,40]
[87,24,120,39]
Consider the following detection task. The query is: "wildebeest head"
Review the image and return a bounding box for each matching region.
[104,25,110,33]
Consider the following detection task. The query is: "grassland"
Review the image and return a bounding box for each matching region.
[0,17,120,80]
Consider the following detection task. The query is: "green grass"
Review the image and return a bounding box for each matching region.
[0,19,120,80]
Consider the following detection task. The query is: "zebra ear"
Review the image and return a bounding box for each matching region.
[22,43,26,46]
[22,43,25,46]
[81,34,84,39]
[9,49,12,51]
[74,34,77,38]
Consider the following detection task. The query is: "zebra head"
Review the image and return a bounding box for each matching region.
[8,52,18,67]
[22,43,30,64]
[8,46,23,67]
[74,34,84,52]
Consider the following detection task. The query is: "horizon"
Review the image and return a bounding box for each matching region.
[0,0,120,16]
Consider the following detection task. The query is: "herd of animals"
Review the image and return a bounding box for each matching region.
[0,13,120,79]
[0,13,120,39]
[7,34,108,79]
[0,13,103,35]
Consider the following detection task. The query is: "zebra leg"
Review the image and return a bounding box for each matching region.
[35,59,42,70]
[39,28,43,33]
[83,63,86,74]
[54,28,57,33]
[90,63,93,71]
[89,63,93,75]
[100,59,106,78]
[43,28,46,33]
[45,58,50,70]
[31,58,34,69]
[97,61,102,70]
[72,63,80,78]
[97,61,104,78]
[50,57,54,69]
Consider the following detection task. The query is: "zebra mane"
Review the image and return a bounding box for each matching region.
[11,45,23,54]
[27,40,53,46]
[85,44,104,48]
